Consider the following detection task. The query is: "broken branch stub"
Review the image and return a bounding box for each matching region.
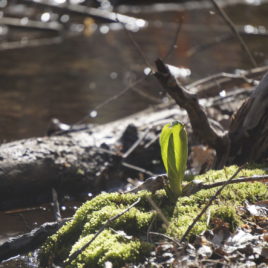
[154,58,229,168]
[155,59,268,166]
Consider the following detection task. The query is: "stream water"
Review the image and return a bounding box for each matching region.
[0,0,268,266]
[1,0,268,141]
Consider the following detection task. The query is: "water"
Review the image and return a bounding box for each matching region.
[0,0,268,141]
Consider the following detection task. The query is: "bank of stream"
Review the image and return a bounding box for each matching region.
[0,0,268,267]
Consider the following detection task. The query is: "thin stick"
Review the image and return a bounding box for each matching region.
[145,196,169,229]
[122,128,151,159]
[122,161,155,176]
[74,77,146,126]
[63,198,141,266]
[180,165,244,242]
[210,0,257,67]
[123,28,155,72]
[52,188,62,222]
[131,86,162,103]
[154,58,230,169]
[187,66,268,97]
[144,133,160,149]
[149,232,181,247]
[127,172,268,196]
[203,174,268,190]
[163,16,184,61]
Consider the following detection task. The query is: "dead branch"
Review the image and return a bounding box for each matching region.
[155,58,268,167]
[126,172,268,197]
[187,66,268,97]
[0,218,69,262]
[154,58,230,168]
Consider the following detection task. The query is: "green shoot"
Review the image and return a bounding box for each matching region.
[159,121,188,201]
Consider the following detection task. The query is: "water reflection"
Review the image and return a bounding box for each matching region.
[40,12,51,22]
[0,2,268,141]
[0,0,7,8]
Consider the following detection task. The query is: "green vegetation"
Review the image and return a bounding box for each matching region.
[39,166,268,267]
[159,121,188,201]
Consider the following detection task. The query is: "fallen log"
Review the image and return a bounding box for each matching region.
[0,105,183,209]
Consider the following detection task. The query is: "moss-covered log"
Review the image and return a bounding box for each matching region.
[39,165,268,267]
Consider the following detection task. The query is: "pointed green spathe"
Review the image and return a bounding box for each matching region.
[159,121,188,200]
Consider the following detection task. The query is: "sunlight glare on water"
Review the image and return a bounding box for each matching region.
[52,0,86,4]
[143,67,151,75]
[0,0,7,8]
[100,25,109,34]
[53,0,66,4]
[90,110,98,118]
[41,12,51,22]
[245,0,262,5]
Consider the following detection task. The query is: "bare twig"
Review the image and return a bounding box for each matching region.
[64,14,183,131]
[187,28,268,58]
[188,72,255,92]
[145,196,169,229]
[63,198,141,266]
[123,27,154,72]
[0,218,69,262]
[126,172,268,197]
[187,66,268,98]
[149,232,181,247]
[122,128,151,159]
[144,133,160,149]
[51,188,62,222]
[131,86,162,103]
[203,174,268,190]
[154,58,230,168]
[74,77,146,126]
[125,174,165,194]
[210,0,257,67]
[163,16,184,61]
[122,161,155,176]
[179,165,244,242]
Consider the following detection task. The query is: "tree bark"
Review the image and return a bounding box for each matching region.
[228,73,268,164]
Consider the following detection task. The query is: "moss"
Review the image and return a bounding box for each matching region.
[39,165,268,267]
[69,230,152,267]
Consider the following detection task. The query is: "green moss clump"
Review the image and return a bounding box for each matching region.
[39,191,160,267]
[39,166,268,267]
[69,229,152,267]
